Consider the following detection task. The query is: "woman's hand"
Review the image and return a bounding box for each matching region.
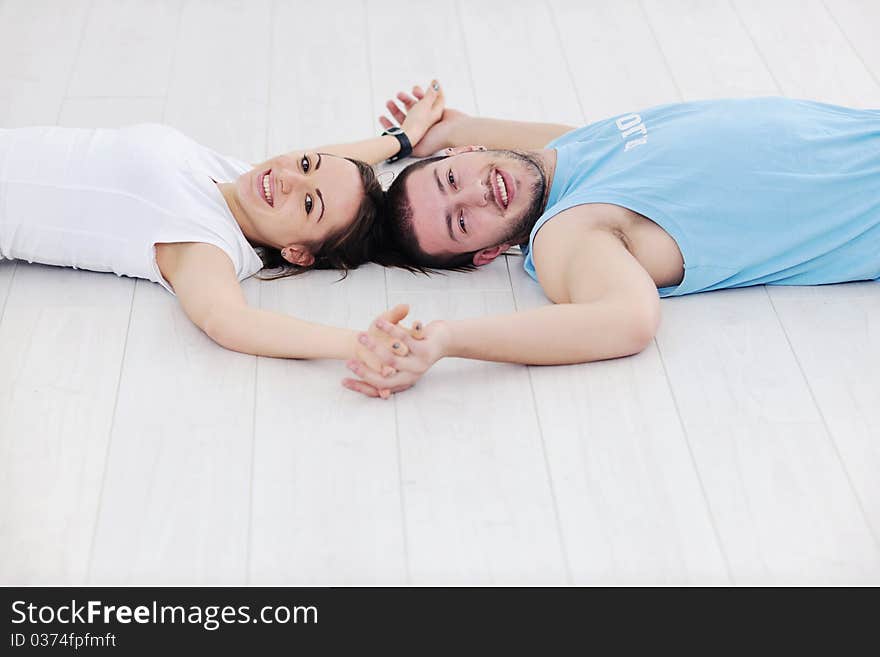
[381,84,471,157]
[384,79,445,153]
[343,318,451,399]
[345,304,422,399]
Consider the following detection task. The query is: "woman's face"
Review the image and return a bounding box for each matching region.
[234,151,363,265]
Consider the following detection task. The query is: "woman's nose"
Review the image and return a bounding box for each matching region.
[278,168,305,195]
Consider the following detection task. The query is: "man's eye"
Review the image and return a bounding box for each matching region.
[301,156,310,173]
[458,212,466,233]
[447,169,456,187]
[305,194,313,214]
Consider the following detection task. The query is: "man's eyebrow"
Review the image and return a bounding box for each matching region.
[445,213,457,242]
[433,168,446,195]
[315,152,322,171]
[317,188,325,223]
[435,167,456,242]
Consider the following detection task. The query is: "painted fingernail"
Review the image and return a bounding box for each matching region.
[358,334,368,345]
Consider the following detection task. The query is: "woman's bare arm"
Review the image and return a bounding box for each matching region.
[299,79,446,165]
[315,134,407,165]
[157,242,357,360]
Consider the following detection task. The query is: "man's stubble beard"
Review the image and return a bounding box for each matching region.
[495,150,548,246]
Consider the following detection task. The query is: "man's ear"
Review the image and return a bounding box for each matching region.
[281,245,315,267]
[444,144,487,156]
[472,244,511,267]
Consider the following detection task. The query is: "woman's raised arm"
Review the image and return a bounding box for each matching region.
[306,79,446,164]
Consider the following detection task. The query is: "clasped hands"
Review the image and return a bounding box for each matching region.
[342,304,447,399]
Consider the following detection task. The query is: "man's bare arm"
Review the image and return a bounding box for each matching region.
[443,116,577,152]
[440,213,660,364]
[380,86,576,154]
[346,208,661,394]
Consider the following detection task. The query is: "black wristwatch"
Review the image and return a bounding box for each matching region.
[382,126,413,163]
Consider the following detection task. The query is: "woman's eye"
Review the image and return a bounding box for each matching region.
[301,156,310,173]
[447,169,456,187]
[305,194,313,214]
[458,212,466,233]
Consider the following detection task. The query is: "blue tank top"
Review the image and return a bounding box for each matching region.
[521,97,880,297]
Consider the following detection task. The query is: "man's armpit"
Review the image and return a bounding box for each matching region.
[530,207,628,304]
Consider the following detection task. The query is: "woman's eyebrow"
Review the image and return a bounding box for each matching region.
[315,152,322,170]
[317,189,325,223]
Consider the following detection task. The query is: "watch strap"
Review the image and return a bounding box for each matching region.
[383,129,412,163]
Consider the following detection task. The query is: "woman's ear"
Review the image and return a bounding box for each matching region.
[472,244,511,267]
[281,245,315,267]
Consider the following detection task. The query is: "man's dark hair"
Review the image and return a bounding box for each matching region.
[373,156,478,275]
[374,151,546,275]
[255,157,385,280]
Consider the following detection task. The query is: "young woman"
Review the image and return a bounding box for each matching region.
[0,81,444,371]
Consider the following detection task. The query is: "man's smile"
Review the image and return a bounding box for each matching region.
[491,167,514,210]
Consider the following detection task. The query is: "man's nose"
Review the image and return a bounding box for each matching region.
[457,178,489,207]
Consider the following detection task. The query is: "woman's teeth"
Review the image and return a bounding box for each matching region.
[496,172,508,207]
[262,174,273,206]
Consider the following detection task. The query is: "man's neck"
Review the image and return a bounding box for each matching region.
[533,148,558,216]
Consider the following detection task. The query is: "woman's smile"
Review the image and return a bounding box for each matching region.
[256,169,274,207]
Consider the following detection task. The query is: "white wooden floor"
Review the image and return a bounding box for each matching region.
[1,0,879,585]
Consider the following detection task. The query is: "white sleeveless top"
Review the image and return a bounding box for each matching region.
[0,124,264,295]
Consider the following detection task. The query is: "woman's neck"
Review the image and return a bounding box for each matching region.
[216,181,263,246]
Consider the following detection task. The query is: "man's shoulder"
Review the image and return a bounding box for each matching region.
[530,203,629,300]
[532,202,622,257]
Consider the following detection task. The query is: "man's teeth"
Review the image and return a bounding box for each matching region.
[262,174,273,206]
[496,172,508,207]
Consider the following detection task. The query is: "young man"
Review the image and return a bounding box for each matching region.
[341,88,880,398]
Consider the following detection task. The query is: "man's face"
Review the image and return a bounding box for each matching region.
[404,150,546,262]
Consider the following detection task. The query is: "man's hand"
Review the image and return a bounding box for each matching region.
[343,318,450,399]
[381,84,471,157]
[345,304,412,399]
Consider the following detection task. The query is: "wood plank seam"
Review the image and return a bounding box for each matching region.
[727,0,785,94]
[653,336,735,582]
[544,0,588,124]
[822,0,880,89]
[763,287,880,551]
[57,0,94,124]
[84,276,139,584]
[505,255,575,584]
